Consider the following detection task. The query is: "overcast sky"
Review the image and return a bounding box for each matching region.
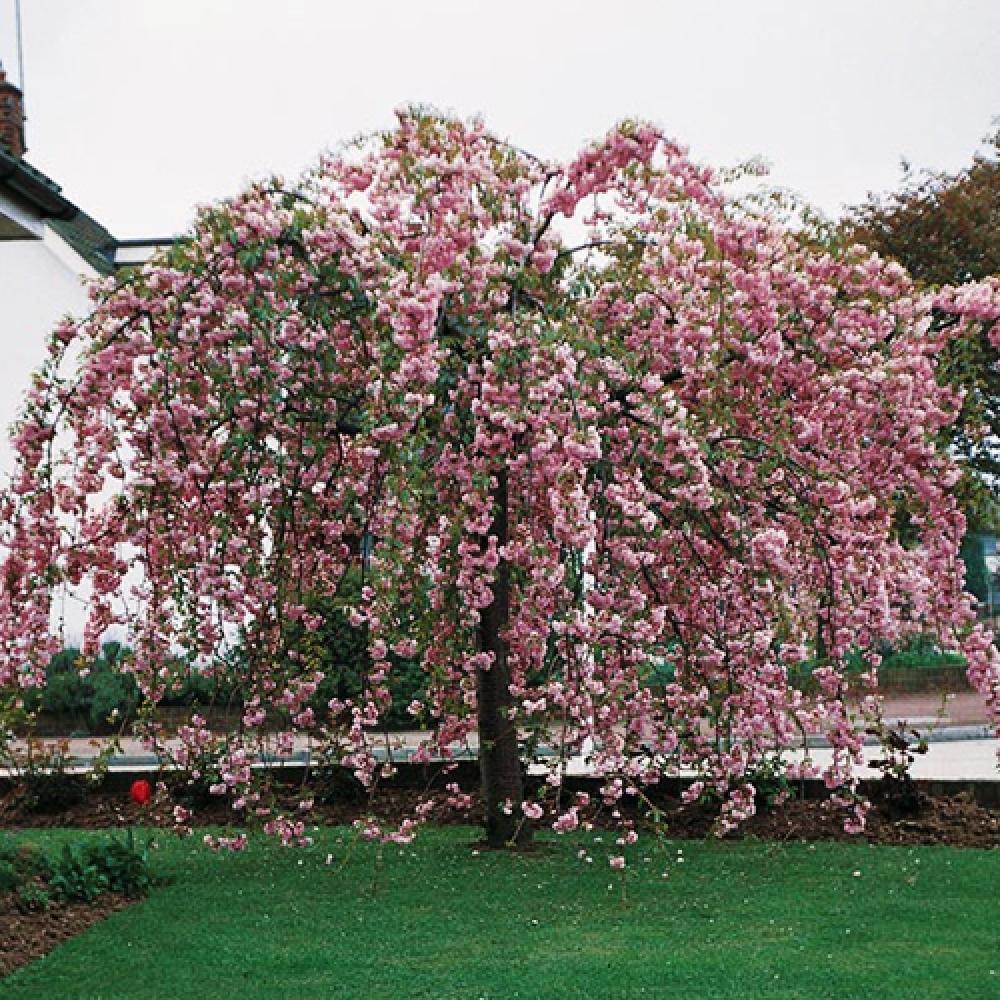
[0,0,998,239]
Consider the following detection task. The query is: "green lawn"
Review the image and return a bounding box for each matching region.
[1,827,998,999]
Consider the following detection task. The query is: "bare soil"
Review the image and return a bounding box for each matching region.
[2,778,997,848]
[0,891,131,979]
[663,790,999,848]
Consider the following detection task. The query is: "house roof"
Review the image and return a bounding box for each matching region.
[49,212,116,274]
[0,145,117,274]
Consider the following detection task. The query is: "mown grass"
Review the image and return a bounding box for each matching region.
[1,826,997,999]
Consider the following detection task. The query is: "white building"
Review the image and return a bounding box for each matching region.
[0,64,169,475]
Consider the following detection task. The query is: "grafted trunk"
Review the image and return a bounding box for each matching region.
[477,467,529,848]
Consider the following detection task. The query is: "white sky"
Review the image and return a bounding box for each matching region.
[0,0,997,239]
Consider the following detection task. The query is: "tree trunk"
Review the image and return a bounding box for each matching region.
[477,467,529,848]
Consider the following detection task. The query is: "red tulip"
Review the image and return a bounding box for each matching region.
[130,779,152,807]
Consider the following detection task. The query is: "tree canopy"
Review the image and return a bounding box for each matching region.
[2,112,998,849]
[847,129,1000,527]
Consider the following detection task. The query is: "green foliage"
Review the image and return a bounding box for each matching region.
[0,837,52,911]
[640,657,677,688]
[47,833,154,902]
[0,837,49,880]
[875,634,967,672]
[165,666,241,709]
[48,843,109,903]
[846,128,1000,528]
[30,648,87,716]
[0,860,17,892]
[0,837,48,894]
[15,884,51,912]
[790,635,967,688]
[84,830,154,899]
[308,756,367,806]
[847,128,1000,287]
[0,836,54,912]
[164,743,228,809]
[959,531,992,604]
[23,642,246,734]
[22,642,141,732]
[867,723,929,818]
[879,649,967,671]
[745,752,796,812]
[289,570,428,730]
[300,591,369,712]
[23,587,427,734]
[12,841,49,880]
[0,832,154,908]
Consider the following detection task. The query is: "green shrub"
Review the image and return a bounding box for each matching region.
[49,843,109,902]
[22,642,141,733]
[23,582,432,733]
[0,859,18,892]
[13,841,49,879]
[85,830,154,899]
[16,883,51,912]
[960,532,992,604]
[0,836,48,880]
[641,659,676,687]
[34,650,88,716]
[291,572,429,730]
[789,634,969,689]
[1,833,155,906]
[881,650,966,670]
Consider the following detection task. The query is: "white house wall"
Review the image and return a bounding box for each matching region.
[0,227,97,476]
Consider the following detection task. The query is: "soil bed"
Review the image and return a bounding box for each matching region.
[2,781,997,848]
[664,790,999,847]
[0,892,131,978]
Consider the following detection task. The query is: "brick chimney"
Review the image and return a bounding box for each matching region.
[0,63,25,158]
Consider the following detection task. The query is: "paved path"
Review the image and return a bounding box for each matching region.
[9,688,998,781]
[10,731,998,782]
[789,738,999,782]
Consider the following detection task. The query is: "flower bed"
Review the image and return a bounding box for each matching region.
[0,823,160,978]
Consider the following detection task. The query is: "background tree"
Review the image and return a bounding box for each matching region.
[959,533,992,606]
[846,128,1000,529]
[19,642,139,733]
[1,112,997,851]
